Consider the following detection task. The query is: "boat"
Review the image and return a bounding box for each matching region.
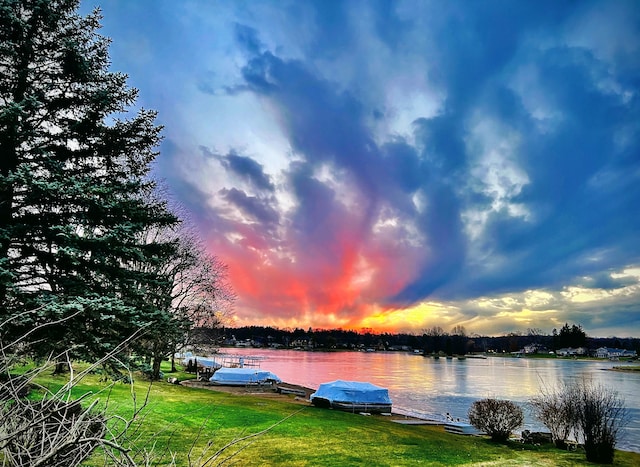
[310,380,392,414]
[181,353,264,369]
[209,367,281,386]
[182,356,222,370]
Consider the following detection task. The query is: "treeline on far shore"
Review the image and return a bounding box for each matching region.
[192,324,640,357]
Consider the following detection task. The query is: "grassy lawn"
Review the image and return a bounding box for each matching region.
[25,363,640,466]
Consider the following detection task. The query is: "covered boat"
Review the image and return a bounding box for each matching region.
[182,356,222,370]
[310,380,392,413]
[209,367,281,386]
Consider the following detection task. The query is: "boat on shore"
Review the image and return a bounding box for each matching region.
[209,367,282,386]
[310,380,392,414]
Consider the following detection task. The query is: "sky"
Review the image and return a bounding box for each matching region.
[79,0,640,337]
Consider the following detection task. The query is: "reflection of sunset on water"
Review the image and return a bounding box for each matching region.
[221,348,640,453]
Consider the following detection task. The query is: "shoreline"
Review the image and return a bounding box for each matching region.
[606,366,640,373]
[177,378,640,455]
[179,379,441,424]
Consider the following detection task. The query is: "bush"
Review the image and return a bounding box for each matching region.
[1,398,105,466]
[468,398,524,442]
[530,382,576,449]
[530,379,628,464]
[575,381,627,464]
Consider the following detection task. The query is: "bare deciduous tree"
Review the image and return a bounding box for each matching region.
[423,326,446,337]
[132,220,235,380]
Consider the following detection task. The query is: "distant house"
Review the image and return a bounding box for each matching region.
[290,338,310,349]
[595,347,637,359]
[523,344,547,354]
[556,347,587,357]
[388,345,411,351]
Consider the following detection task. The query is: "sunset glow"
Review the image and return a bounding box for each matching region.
[82,0,640,337]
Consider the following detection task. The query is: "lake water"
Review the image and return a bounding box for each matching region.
[218,348,640,453]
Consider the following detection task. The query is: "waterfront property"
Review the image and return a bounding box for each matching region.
[595,347,638,359]
[209,367,282,386]
[310,380,392,413]
[220,347,640,453]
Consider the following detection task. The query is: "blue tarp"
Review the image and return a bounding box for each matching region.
[310,380,392,405]
[209,367,281,385]
[182,356,222,369]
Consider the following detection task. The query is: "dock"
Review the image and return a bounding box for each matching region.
[392,419,441,425]
[276,385,307,397]
[444,422,484,435]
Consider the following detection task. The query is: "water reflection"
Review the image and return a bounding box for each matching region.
[219,349,639,452]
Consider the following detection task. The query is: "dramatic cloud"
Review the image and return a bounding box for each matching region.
[82,0,640,336]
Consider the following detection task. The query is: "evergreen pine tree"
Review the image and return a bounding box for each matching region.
[0,0,179,367]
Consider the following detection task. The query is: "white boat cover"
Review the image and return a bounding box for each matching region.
[209,367,281,385]
[310,380,392,405]
[182,356,222,370]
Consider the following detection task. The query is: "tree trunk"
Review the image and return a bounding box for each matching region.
[53,361,69,375]
[152,355,163,380]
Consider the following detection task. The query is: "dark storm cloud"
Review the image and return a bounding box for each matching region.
[462,46,640,295]
[234,23,263,55]
[578,272,638,291]
[219,187,279,226]
[236,45,477,303]
[155,140,212,219]
[386,3,640,304]
[87,0,640,334]
[232,0,640,310]
[202,147,275,193]
[394,182,467,302]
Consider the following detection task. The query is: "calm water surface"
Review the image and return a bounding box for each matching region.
[220,348,640,452]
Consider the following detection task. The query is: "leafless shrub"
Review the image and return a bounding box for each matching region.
[574,380,628,464]
[468,398,524,442]
[531,379,628,464]
[1,312,299,466]
[0,398,105,466]
[530,381,576,449]
[0,312,145,466]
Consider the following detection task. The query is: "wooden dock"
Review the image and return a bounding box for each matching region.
[444,422,483,435]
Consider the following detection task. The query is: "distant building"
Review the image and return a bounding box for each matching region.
[595,347,637,359]
[523,344,547,354]
[556,347,587,357]
[290,338,310,348]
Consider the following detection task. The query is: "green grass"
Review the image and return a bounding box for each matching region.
[26,363,640,466]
